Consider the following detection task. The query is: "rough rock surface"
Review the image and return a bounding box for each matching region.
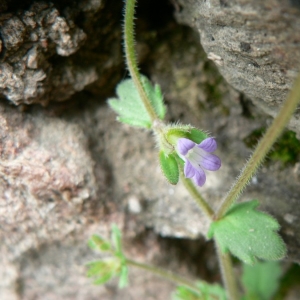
[0,0,123,105]
[175,0,300,135]
[1,0,300,299]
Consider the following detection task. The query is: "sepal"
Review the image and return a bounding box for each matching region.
[159,151,179,185]
[186,128,208,144]
[164,125,208,148]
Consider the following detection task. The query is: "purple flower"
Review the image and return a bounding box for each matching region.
[177,137,221,186]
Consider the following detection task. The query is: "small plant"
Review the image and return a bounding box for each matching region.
[87,225,128,288]
[86,0,300,299]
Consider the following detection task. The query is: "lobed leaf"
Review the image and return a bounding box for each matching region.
[86,259,120,285]
[87,226,129,288]
[88,234,111,252]
[108,76,165,128]
[208,200,287,264]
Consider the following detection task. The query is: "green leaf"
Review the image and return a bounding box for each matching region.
[86,260,116,277]
[93,273,113,285]
[172,282,227,300]
[117,116,151,128]
[111,224,122,254]
[208,200,287,264]
[108,76,165,128]
[141,75,166,120]
[108,78,152,128]
[87,226,129,288]
[86,259,120,285]
[242,261,282,300]
[159,151,179,185]
[172,286,200,300]
[88,234,111,252]
[118,264,129,288]
[197,282,227,300]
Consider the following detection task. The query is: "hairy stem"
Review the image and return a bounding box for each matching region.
[126,258,199,293]
[124,0,158,122]
[179,164,214,219]
[216,72,300,219]
[216,243,239,300]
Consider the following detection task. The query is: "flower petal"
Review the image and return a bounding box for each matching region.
[200,153,221,171]
[198,137,217,152]
[184,160,196,178]
[177,138,195,155]
[193,169,206,186]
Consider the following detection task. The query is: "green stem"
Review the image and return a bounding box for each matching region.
[216,243,239,300]
[179,164,214,219]
[124,0,158,122]
[126,258,199,293]
[216,72,300,219]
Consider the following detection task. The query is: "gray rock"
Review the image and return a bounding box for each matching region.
[1,0,300,299]
[175,0,300,135]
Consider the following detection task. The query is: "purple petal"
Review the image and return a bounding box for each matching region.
[193,169,206,186]
[200,153,221,171]
[177,138,195,156]
[184,160,196,178]
[198,137,217,152]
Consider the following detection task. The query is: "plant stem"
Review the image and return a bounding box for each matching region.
[216,243,239,300]
[179,164,214,219]
[216,71,300,219]
[124,0,158,123]
[126,258,199,293]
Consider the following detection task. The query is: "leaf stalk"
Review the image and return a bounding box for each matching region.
[216,243,239,300]
[126,258,199,293]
